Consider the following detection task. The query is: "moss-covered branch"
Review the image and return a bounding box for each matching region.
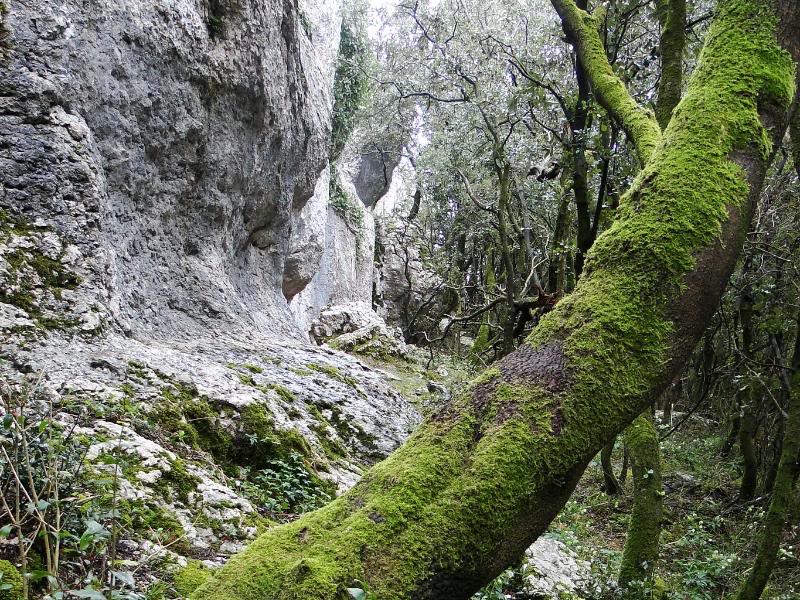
[195,3,798,598]
[550,0,662,164]
[619,414,663,593]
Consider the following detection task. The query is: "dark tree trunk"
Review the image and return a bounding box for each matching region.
[601,438,623,495]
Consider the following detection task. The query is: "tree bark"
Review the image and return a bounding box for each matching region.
[195,2,799,599]
[737,281,759,501]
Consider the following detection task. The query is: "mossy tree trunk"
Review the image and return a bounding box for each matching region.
[195,3,800,599]
[618,5,684,579]
[570,0,594,281]
[654,0,686,130]
[619,414,663,592]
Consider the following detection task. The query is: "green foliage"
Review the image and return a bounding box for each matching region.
[471,560,532,600]
[330,7,370,161]
[206,0,225,39]
[243,451,332,515]
[0,383,169,598]
[329,177,366,256]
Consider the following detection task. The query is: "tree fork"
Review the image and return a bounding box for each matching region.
[196,2,799,598]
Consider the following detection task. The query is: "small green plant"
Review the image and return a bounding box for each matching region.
[242,451,332,516]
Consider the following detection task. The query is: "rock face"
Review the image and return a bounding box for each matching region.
[289,142,380,335]
[519,537,593,598]
[0,0,420,583]
[373,159,442,333]
[2,0,343,341]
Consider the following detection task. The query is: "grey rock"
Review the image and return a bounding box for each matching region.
[0,0,423,576]
[311,302,408,357]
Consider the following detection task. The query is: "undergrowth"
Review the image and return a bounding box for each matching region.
[540,416,799,600]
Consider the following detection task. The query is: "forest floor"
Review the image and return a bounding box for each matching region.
[541,415,800,599]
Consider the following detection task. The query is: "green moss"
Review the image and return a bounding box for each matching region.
[127,360,149,379]
[0,216,82,330]
[156,458,201,504]
[175,561,214,597]
[288,366,313,377]
[619,415,663,592]
[244,364,264,374]
[0,560,23,600]
[307,405,348,460]
[267,384,297,404]
[238,373,256,387]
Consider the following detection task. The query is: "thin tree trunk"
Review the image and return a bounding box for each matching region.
[738,274,759,501]
[738,405,759,500]
[601,438,623,495]
[619,414,664,591]
[721,414,741,457]
[572,3,593,281]
[548,174,571,296]
[496,165,518,355]
[620,445,630,485]
[196,3,799,598]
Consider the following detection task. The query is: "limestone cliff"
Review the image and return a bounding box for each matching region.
[0,0,418,575]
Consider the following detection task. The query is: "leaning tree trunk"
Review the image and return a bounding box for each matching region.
[618,4,684,580]
[195,2,799,599]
